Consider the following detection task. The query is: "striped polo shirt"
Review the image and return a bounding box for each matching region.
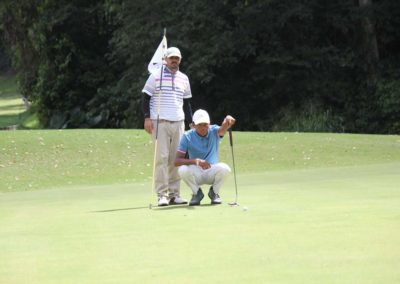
[142,66,192,121]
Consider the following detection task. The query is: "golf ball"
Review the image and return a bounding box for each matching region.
[243,206,248,211]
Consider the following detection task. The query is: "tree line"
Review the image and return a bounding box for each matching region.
[1,0,399,133]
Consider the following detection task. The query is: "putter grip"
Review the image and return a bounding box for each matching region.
[229,128,233,146]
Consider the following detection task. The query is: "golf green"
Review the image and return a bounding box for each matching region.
[1,163,399,283]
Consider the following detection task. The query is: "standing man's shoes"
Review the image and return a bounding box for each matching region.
[169,196,188,205]
[158,196,169,206]
[189,188,204,206]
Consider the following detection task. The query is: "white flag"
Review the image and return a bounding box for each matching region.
[148,35,167,74]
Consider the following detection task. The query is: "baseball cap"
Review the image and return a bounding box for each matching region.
[193,109,210,125]
[166,47,182,58]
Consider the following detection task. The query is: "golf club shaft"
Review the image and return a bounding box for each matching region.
[228,128,238,203]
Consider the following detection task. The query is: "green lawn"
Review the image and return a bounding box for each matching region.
[1,130,400,283]
[0,75,23,127]
[1,130,399,192]
[0,75,38,128]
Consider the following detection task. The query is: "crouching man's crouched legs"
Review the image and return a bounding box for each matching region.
[178,163,230,205]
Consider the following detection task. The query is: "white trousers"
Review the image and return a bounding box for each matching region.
[178,163,231,194]
[152,120,184,198]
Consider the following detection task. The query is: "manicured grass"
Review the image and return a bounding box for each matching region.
[1,130,399,192]
[0,75,39,128]
[0,100,25,126]
[0,164,399,283]
[1,130,153,192]
[0,74,18,94]
[1,130,400,283]
[0,76,23,126]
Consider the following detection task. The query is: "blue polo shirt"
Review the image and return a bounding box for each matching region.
[178,125,221,165]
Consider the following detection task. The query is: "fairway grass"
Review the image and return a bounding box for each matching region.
[0,75,25,128]
[1,130,400,192]
[1,130,400,283]
[0,164,399,283]
[0,75,39,129]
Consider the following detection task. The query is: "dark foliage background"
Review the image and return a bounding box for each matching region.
[1,0,399,133]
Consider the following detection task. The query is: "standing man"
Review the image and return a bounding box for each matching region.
[142,47,193,206]
[175,109,236,206]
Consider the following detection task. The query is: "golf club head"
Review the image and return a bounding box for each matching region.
[228,202,240,207]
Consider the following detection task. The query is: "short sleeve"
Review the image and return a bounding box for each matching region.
[142,74,156,96]
[183,76,192,99]
[177,134,189,154]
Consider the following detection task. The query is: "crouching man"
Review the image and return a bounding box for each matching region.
[174,109,236,205]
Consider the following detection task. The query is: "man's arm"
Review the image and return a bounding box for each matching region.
[174,151,196,167]
[141,93,153,134]
[174,151,211,169]
[142,93,150,118]
[183,98,193,126]
[217,115,236,137]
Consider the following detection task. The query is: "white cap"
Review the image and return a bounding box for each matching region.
[193,109,210,125]
[166,47,182,58]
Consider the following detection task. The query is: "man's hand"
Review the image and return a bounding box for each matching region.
[217,115,236,137]
[223,115,236,128]
[196,158,211,170]
[144,118,153,134]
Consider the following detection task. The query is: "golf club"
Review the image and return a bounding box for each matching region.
[228,128,239,206]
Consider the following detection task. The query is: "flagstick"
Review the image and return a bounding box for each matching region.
[149,29,167,209]
[150,122,158,210]
[150,77,162,209]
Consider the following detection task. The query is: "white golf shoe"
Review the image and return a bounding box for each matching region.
[169,196,188,205]
[158,196,169,206]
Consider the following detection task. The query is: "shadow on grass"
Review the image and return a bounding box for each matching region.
[0,103,24,111]
[155,204,217,211]
[0,113,22,127]
[0,93,19,99]
[91,203,219,213]
[90,206,150,213]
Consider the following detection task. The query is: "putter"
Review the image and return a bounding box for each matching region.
[228,128,239,206]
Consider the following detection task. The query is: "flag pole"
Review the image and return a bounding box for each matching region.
[150,28,167,209]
